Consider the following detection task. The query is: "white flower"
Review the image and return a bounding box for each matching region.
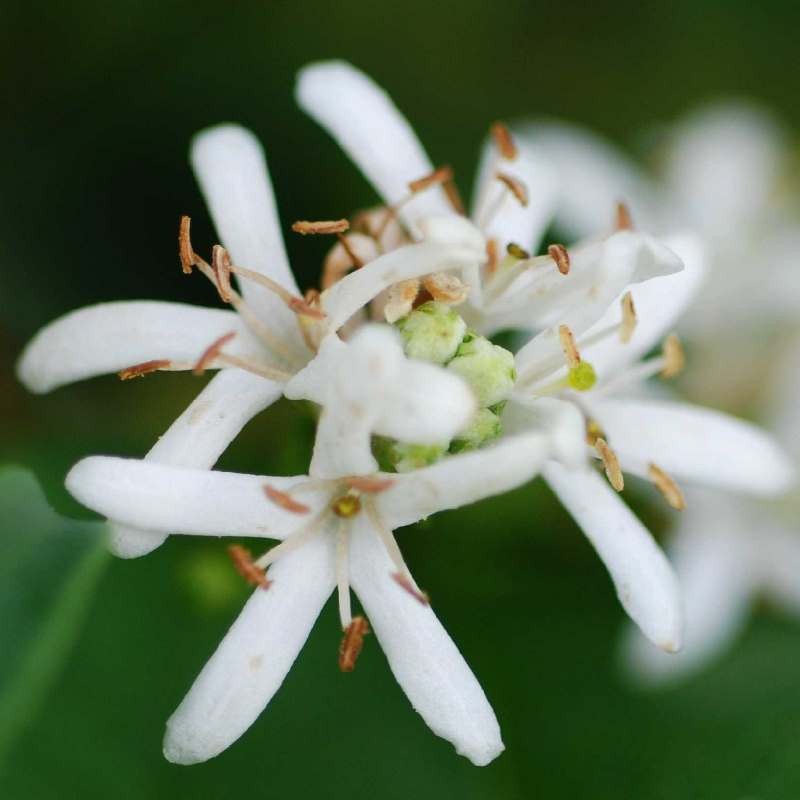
[16,123,481,559]
[65,418,565,766]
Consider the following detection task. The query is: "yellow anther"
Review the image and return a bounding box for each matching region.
[595,438,624,492]
[661,334,685,379]
[648,463,686,510]
[506,242,530,260]
[559,324,581,368]
[620,292,637,343]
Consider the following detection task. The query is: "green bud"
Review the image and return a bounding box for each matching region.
[449,408,502,453]
[395,301,467,364]
[447,332,516,407]
[567,361,597,392]
[389,442,448,473]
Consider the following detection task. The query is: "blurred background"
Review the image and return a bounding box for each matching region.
[2,1,800,797]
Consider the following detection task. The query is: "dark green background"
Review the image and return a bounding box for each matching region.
[2,2,799,797]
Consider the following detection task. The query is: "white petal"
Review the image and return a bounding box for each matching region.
[108,370,282,558]
[762,330,800,465]
[164,533,335,764]
[190,124,301,339]
[544,462,682,651]
[296,61,452,234]
[589,397,796,496]
[621,493,756,685]
[16,301,258,394]
[583,233,707,379]
[66,458,326,539]
[379,433,551,529]
[471,141,556,256]
[517,120,663,236]
[348,516,503,766]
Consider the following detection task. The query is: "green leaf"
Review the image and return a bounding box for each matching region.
[0,467,109,767]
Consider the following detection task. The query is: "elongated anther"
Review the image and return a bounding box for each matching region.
[595,438,624,491]
[491,121,518,160]
[193,331,237,375]
[661,334,685,378]
[211,245,234,302]
[559,324,581,368]
[615,201,634,231]
[292,219,350,235]
[486,239,499,275]
[648,463,686,510]
[408,165,454,193]
[443,179,466,214]
[228,544,271,589]
[263,484,311,514]
[548,244,570,275]
[339,615,370,672]
[179,215,195,274]
[392,572,430,605]
[620,291,637,343]
[344,476,396,493]
[496,172,529,207]
[118,359,172,380]
[506,242,530,260]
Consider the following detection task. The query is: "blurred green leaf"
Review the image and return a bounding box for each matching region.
[0,467,108,767]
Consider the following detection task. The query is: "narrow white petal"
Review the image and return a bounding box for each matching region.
[164,533,335,764]
[621,494,756,684]
[379,433,551,528]
[66,458,326,539]
[762,330,800,464]
[17,301,257,394]
[544,462,682,651]
[191,124,300,336]
[109,370,282,558]
[296,61,452,233]
[517,120,663,236]
[348,516,503,766]
[589,397,796,496]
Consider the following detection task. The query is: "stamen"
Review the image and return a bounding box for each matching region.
[118,359,172,380]
[179,215,196,274]
[331,493,362,518]
[491,121,518,160]
[392,572,430,605]
[254,508,330,570]
[228,545,271,590]
[263,484,311,514]
[214,353,294,382]
[620,291,637,343]
[422,272,470,305]
[615,201,634,231]
[558,325,581,368]
[291,219,350,235]
[383,279,421,323]
[661,334,685,378]
[344,476,395,493]
[211,245,234,303]
[585,418,606,446]
[485,239,499,275]
[339,616,370,673]
[442,178,466,214]
[193,331,237,375]
[595,438,624,492]
[408,165,454,193]
[507,242,530,260]
[496,172,529,207]
[548,244,571,275]
[648,463,686,510]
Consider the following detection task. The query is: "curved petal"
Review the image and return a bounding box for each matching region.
[348,516,503,766]
[164,532,335,764]
[109,370,282,558]
[589,397,796,497]
[296,61,452,233]
[543,462,682,651]
[379,432,551,529]
[191,124,301,342]
[17,301,257,394]
[620,494,756,685]
[66,458,328,539]
[517,120,663,236]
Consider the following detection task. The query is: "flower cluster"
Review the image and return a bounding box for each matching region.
[17,62,796,765]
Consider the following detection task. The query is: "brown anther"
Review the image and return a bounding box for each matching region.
[595,438,624,492]
[339,615,370,672]
[344,476,396,493]
[408,165,454,193]
[486,239,499,275]
[392,572,430,605]
[585,418,606,446]
[192,331,237,375]
[422,272,469,305]
[661,334,685,378]
[443,179,466,214]
[211,245,234,302]
[615,201,634,231]
[548,243,571,275]
[118,359,172,381]
[491,121,518,160]
[332,493,362,518]
[558,324,581,368]
[263,484,311,514]
[383,278,421,323]
[228,545,271,590]
[179,215,195,274]
[288,295,327,320]
[620,291,637,343]
[506,242,530,260]
[648,463,686,511]
[496,172,529,207]
[292,219,350,235]
[335,233,365,269]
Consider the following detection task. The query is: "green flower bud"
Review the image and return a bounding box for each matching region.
[449,408,502,453]
[567,361,597,392]
[389,442,448,473]
[395,301,467,364]
[447,332,516,407]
